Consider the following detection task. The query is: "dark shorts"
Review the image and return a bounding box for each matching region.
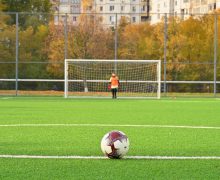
[111,88,118,93]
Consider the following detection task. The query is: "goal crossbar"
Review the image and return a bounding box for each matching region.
[65,59,161,63]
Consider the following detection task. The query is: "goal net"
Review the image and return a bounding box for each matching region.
[64,59,161,99]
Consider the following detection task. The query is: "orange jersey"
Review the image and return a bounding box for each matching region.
[110,76,119,88]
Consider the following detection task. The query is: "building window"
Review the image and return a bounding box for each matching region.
[132,6,136,12]
[175,1,177,6]
[214,3,216,9]
[73,16,77,21]
[110,6,114,11]
[71,4,80,13]
[60,0,69,3]
[110,16,115,23]
[132,17,136,22]
[142,5,145,12]
[181,9,184,19]
[100,6,103,11]
[71,0,80,3]
[141,16,148,22]
[121,6,124,11]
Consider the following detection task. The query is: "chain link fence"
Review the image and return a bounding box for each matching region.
[0,12,219,97]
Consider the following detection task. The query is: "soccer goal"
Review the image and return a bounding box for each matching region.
[64,59,161,99]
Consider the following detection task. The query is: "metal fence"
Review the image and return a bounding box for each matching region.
[0,12,220,97]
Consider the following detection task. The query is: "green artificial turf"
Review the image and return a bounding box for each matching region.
[0,97,220,179]
[1,159,220,180]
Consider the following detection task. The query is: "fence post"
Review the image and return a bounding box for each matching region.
[15,13,19,96]
[64,13,68,60]
[164,13,168,96]
[214,14,218,97]
[114,13,118,73]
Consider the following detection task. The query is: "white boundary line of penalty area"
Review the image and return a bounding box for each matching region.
[0,155,220,160]
[0,124,220,130]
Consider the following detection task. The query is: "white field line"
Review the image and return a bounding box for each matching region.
[163,100,220,103]
[0,124,220,130]
[0,155,220,160]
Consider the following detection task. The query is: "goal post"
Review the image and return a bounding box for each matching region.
[64,59,161,99]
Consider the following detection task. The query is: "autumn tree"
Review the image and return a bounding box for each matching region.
[68,14,114,59]
[0,5,17,80]
[0,14,49,88]
[46,14,114,77]
[0,1,6,11]
[46,22,65,78]
[118,21,163,60]
[2,0,52,30]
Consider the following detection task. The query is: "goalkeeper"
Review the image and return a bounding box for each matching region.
[109,73,120,99]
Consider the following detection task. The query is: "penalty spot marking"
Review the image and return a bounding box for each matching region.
[0,124,220,130]
[0,155,220,160]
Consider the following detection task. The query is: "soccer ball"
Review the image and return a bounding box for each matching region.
[101,130,129,159]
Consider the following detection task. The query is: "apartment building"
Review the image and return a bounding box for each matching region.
[94,0,150,26]
[51,0,150,26]
[190,0,220,14]
[51,0,220,25]
[151,0,220,24]
[52,0,81,25]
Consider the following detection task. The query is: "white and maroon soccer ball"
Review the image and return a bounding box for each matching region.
[101,130,129,159]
